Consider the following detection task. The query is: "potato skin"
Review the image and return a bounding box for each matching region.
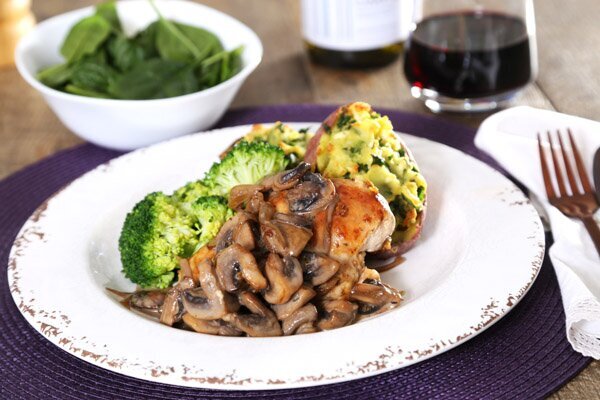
[304,107,341,167]
[369,199,426,260]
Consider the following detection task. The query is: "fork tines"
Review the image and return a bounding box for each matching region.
[537,128,593,199]
[538,129,600,257]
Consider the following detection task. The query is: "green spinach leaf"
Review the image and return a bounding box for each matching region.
[197,46,243,88]
[95,0,122,33]
[175,22,222,61]
[107,35,145,71]
[218,46,245,82]
[60,15,111,63]
[86,46,109,65]
[149,1,202,62]
[36,63,72,88]
[70,58,116,92]
[65,84,113,98]
[155,19,202,62]
[132,21,159,58]
[156,64,199,98]
[107,58,198,99]
[219,52,230,83]
[226,46,244,79]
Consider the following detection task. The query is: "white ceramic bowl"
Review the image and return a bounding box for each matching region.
[15,0,262,150]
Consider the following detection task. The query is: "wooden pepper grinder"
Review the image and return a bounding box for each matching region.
[0,0,35,67]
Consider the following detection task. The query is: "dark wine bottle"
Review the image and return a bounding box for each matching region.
[301,0,411,69]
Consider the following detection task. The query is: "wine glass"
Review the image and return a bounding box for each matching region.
[403,0,538,113]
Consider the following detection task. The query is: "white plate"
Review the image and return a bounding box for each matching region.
[8,124,545,390]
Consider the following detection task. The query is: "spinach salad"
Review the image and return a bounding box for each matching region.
[37,0,244,100]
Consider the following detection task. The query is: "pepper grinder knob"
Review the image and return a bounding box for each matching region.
[0,0,36,67]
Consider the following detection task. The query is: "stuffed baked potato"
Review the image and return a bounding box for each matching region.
[305,102,427,260]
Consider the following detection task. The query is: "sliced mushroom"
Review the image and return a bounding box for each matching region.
[160,277,195,326]
[272,212,312,229]
[160,289,182,326]
[295,322,318,334]
[182,288,231,320]
[216,244,267,292]
[267,190,290,214]
[212,219,235,252]
[238,290,271,314]
[258,202,276,224]
[317,300,358,330]
[182,314,243,336]
[261,162,311,190]
[126,290,166,318]
[223,292,282,337]
[120,159,409,336]
[261,220,312,258]
[229,184,264,210]
[350,280,403,316]
[211,213,251,252]
[305,197,337,253]
[182,260,239,320]
[232,219,257,251]
[358,268,381,283]
[316,256,365,301]
[286,189,319,214]
[282,304,318,335]
[278,222,313,256]
[106,287,131,301]
[286,173,336,215]
[188,245,216,285]
[260,221,286,255]
[246,191,266,214]
[313,171,335,184]
[300,252,340,286]
[314,274,340,298]
[271,285,316,320]
[225,312,281,337]
[178,258,193,280]
[263,254,304,304]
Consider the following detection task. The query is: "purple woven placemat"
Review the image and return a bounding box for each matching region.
[0,105,590,399]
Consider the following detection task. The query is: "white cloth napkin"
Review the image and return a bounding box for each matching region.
[475,106,600,359]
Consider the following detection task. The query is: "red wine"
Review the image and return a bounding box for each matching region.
[404,11,532,99]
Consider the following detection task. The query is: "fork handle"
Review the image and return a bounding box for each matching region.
[581,217,600,258]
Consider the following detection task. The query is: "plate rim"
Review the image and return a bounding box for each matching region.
[7,123,545,390]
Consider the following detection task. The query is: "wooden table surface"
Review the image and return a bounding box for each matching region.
[1,0,599,397]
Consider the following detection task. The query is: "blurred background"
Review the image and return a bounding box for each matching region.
[1,0,599,172]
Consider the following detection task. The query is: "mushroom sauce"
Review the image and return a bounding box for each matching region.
[114,162,404,337]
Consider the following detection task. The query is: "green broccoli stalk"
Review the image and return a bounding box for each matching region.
[118,192,197,289]
[204,140,288,195]
[190,196,234,250]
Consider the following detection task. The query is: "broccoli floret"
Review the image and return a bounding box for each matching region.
[204,140,288,195]
[118,192,197,289]
[173,179,211,210]
[118,141,285,289]
[190,196,234,250]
